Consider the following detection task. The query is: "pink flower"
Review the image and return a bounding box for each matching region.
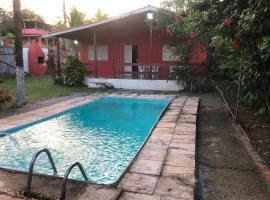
[232,40,240,49]
[166,28,172,34]
[225,18,231,28]
[190,32,196,38]
[187,40,192,45]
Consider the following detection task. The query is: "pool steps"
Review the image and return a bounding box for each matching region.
[24,148,88,200]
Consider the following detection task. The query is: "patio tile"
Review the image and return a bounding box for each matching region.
[156,123,176,128]
[160,116,178,123]
[119,192,161,200]
[152,128,174,135]
[163,111,180,116]
[130,159,163,175]
[162,165,194,176]
[144,141,170,150]
[182,108,198,115]
[171,135,195,144]
[177,114,196,124]
[169,143,195,152]
[165,154,195,168]
[118,173,158,194]
[174,124,196,134]
[138,148,167,162]
[161,196,192,200]
[168,148,194,155]
[77,185,121,200]
[154,177,193,199]
[149,133,172,143]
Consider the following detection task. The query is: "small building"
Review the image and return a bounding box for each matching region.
[22,20,56,47]
[43,6,207,91]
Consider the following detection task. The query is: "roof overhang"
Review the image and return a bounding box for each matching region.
[42,5,157,40]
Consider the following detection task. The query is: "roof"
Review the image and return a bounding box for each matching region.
[43,5,157,39]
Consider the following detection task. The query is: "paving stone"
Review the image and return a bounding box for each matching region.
[163,111,180,116]
[171,135,195,144]
[169,143,195,152]
[161,196,192,200]
[162,165,194,176]
[152,128,174,135]
[160,116,178,123]
[138,148,167,162]
[130,159,163,175]
[156,123,176,128]
[154,177,193,199]
[77,185,121,200]
[165,154,195,168]
[149,134,172,143]
[119,192,161,200]
[181,107,198,115]
[144,141,170,150]
[177,114,196,124]
[174,124,196,135]
[118,173,158,194]
[168,148,194,155]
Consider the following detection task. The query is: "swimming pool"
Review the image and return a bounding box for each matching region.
[0,97,171,184]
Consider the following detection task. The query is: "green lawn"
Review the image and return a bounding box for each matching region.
[0,75,90,104]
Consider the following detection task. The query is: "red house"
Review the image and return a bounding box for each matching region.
[44,6,207,91]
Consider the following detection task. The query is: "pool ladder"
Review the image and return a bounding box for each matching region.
[25,148,88,200]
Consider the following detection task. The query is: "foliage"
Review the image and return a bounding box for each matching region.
[0,6,43,35]
[68,6,86,27]
[93,9,109,21]
[21,8,44,21]
[0,8,14,34]
[0,89,12,106]
[155,0,208,91]
[63,56,85,86]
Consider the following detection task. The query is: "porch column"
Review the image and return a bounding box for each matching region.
[56,37,61,78]
[93,31,97,78]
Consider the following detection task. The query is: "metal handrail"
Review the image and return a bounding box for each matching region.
[60,162,88,200]
[0,60,33,76]
[25,148,57,196]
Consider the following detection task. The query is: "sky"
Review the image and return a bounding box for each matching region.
[1,0,162,24]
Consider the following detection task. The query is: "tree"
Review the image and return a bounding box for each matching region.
[0,8,14,34]
[68,6,86,27]
[21,8,44,21]
[93,9,108,21]
[13,0,25,105]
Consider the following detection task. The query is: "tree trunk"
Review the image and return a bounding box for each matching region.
[13,0,25,105]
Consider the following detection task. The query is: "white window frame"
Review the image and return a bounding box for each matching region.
[88,45,108,61]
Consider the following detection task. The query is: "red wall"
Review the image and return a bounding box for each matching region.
[28,40,46,75]
[80,21,207,78]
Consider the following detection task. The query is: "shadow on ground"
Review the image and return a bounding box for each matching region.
[196,93,270,200]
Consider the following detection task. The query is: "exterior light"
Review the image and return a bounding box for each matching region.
[147,12,153,20]
[74,40,78,45]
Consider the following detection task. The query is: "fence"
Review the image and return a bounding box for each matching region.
[0,47,16,75]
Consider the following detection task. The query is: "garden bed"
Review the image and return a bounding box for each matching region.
[217,80,270,167]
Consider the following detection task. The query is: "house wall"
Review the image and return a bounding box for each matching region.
[79,21,207,78]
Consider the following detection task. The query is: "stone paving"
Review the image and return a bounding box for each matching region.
[0,92,199,200]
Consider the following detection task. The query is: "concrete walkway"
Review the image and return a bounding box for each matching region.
[196,93,270,200]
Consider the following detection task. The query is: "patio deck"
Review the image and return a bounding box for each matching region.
[0,92,199,200]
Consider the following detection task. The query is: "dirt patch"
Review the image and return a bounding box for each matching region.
[217,81,270,166]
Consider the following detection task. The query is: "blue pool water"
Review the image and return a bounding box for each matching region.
[0,97,170,184]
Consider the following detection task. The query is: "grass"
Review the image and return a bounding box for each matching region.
[0,75,90,104]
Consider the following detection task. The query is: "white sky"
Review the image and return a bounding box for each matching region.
[1,0,161,24]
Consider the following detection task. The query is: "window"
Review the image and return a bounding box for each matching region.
[162,45,180,61]
[38,56,44,64]
[88,45,108,61]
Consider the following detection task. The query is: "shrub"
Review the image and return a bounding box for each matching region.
[63,56,85,86]
[0,89,12,106]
